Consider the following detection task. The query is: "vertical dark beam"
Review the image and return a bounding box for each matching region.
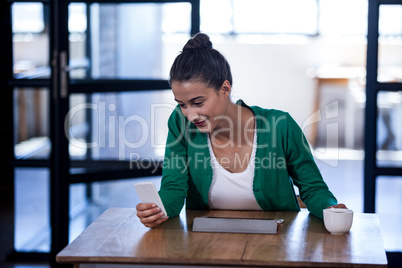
[364,0,379,213]
[85,3,93,160]
[0,0,15,261]
[85,3,92,79]
[49,0,71,267]
[191,0,200,35]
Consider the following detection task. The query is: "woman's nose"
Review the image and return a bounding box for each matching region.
[185,107,198,121]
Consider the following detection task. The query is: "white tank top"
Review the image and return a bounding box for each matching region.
[207,129,262,210]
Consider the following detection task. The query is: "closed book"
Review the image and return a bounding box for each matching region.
[193,217,278,234]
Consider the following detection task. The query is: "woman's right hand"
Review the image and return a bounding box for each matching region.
[136,203,169,228]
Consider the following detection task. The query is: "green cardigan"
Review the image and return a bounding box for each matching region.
[158,100,337,219]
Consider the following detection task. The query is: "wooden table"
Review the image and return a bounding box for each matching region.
[56,208,387,268]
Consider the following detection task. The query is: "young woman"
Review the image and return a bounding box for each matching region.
[136,33,346,227]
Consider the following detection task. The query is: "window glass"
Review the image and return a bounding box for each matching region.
[319,0,367,36]
[68,2,191,80]
[376,176,402,251]
[69,183,95,242]
[201,0,402,38]
[233,0,317,35]
[377,5,402,75]
[379,5,402,37]
[12,3,49,79]
[12,3,44,33]
[69,3,87,33]
[200,0,233,34]
[376,91,402,168]
[67,90,176,162]
[15,168,50,252]
[162,3,191,34]
[14,88,50,160]
[68,3,89,80]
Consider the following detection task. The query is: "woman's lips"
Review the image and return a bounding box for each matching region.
[193,120,206,127]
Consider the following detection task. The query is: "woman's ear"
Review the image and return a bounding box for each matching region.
[220,80,231,97]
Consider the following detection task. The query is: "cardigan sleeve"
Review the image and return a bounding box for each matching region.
[284,113,337,219]
[158,107,190,218]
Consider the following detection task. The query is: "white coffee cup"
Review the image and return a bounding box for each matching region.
[323,208,353,235]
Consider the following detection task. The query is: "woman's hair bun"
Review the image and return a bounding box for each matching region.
[170,32,232,89]
[183,33,212,51]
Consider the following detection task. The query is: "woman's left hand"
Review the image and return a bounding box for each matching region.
[326,203,347,209]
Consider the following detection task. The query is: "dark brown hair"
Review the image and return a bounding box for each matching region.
[169,33,233,90]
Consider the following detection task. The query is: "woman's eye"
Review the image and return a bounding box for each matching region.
[193,102,203,106]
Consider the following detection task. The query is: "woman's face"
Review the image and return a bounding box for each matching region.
[171,80,230,133]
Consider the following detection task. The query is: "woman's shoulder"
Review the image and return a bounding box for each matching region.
[250,105,293,126]
[236,99,290,118]
[251,105,289,117]
[248,104,303,134]
[236,100,295,130]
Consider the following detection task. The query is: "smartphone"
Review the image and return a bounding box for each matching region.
[134,182,167,218]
